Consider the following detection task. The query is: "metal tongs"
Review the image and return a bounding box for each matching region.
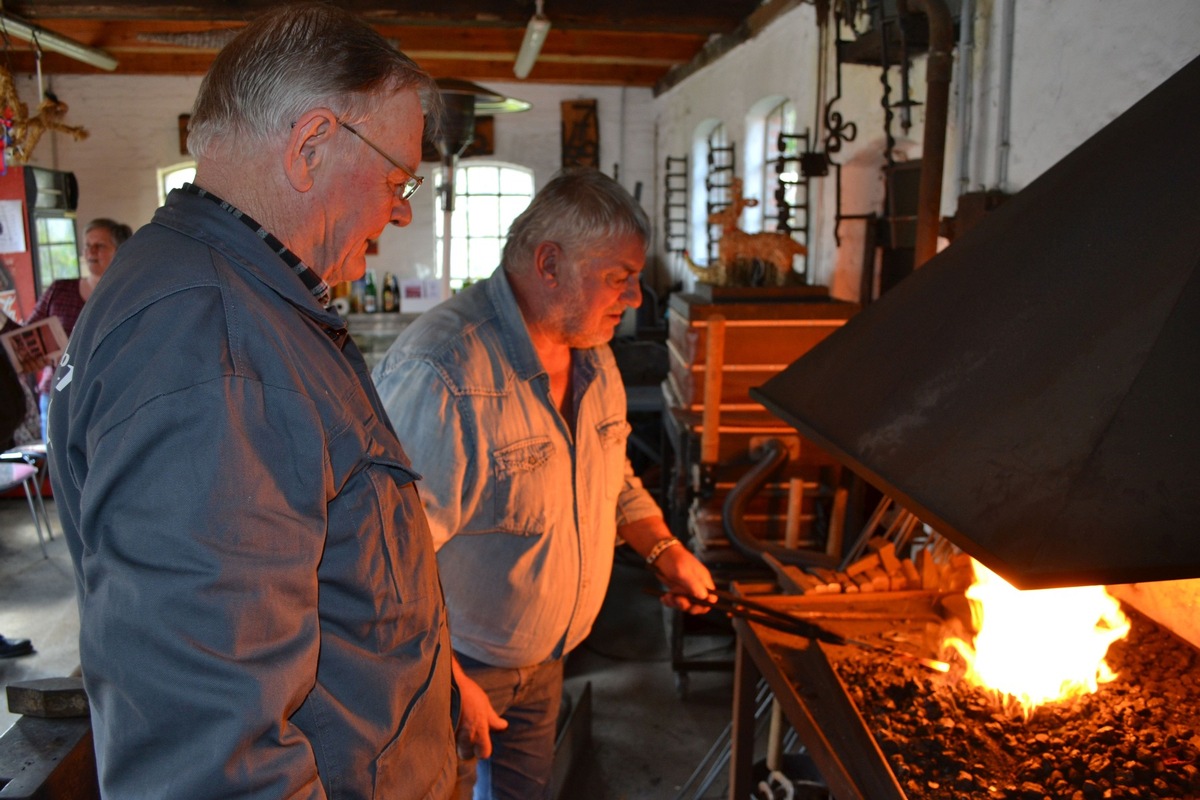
[660,587,950,673]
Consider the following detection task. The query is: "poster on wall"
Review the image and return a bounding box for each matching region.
[0,200,27,254]
[561,100,598,169]
[421,116,495,163]
[399,278,443,313]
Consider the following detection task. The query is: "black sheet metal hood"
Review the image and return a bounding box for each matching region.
[752,55,1200,590]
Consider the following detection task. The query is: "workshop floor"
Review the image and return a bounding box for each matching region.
[0,498,742,799]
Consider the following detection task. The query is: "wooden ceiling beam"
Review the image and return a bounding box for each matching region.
[6,0,759,35]
[1,49,676,85]
[0,18,710,85]
[5,18,706,54]
[0,0,770,86]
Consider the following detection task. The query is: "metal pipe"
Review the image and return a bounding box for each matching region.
[995,0,1016,191]
[721,439,839,569]
[955,0,975,196]
[905,0,955,267]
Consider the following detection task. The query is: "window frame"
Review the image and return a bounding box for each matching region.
[435,161,535,292]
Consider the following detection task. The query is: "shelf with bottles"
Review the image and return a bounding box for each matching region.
[331,271,404,316]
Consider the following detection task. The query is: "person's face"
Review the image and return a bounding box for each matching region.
[83,228,118,278]
[318,90,425,285]
[550,233,645,349]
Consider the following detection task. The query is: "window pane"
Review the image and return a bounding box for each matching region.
[450,233,471,278]
[450,204,468,237]
[499,196,531,233]
[165,167,195,193]
[500,168,534,195]
[467,166,500,195]
[470,238,501,281]
[158,162,197,205]
[42,217,76,243]
[467,196,500,237]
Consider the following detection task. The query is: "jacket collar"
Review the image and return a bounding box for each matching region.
[155,188,347,336]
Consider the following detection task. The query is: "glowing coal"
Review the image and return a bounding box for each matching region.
[944,559,1131,714]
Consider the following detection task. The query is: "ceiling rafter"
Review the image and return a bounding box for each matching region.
[0,0,768,86]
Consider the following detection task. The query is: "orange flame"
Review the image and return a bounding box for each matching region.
[945,559,1130,715]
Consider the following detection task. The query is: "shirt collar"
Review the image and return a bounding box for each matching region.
[485,266,604,385]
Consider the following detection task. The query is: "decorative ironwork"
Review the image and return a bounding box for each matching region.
[704,140,737,263]
[773,129,814,281]
[663,155,689,255]
[824,9,860,245]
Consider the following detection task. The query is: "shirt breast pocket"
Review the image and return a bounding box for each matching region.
[491,436,554,535]
[596,416,631,501]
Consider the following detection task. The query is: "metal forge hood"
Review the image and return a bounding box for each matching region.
[752,55,1200,590]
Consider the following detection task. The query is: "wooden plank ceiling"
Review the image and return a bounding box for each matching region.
[0,0,776,88]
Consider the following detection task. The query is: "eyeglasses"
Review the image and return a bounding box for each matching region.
[340,121,424,201]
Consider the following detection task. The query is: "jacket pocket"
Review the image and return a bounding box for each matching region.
[366,457,439,607]
[490,436,554,535]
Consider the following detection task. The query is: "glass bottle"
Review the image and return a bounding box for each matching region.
[363,270,378,313]
[381,272,397,313]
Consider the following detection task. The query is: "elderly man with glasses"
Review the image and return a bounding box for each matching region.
[47,5,456,799]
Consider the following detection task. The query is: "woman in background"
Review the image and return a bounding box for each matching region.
[23,218,133,439]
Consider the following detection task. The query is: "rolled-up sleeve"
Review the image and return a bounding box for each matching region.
[615,456,664,529]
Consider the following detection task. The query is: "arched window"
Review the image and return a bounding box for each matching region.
[689,122,734,265]
[436,162,535,291]
[739,98,810,280]
[158,161,196,205]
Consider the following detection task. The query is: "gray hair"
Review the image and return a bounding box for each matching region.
[85,218,133,247]
[187,3,440,158]
[503,168,651,273]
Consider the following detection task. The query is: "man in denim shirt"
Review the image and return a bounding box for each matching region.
[374,168,715,800]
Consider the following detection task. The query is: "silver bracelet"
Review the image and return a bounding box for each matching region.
[645,537,681,566]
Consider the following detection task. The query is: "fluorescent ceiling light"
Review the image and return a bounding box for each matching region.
[0,11,119,71]
[514,0,550,80]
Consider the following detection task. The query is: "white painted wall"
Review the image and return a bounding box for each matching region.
[652,0,1200,304]
[13,74,652,285]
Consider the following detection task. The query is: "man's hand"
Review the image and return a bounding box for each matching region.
[619,517,716,615]
[652,544,716,614]
[452,660,509,760]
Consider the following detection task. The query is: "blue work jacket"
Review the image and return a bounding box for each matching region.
[48,189,456,799]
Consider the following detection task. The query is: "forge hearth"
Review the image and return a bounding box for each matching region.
[729,591,1200,800]
[837,605,1200,799]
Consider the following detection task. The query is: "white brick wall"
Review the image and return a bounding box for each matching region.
[12,73,653,286]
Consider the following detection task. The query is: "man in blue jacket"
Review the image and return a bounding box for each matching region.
[48,5,457,798]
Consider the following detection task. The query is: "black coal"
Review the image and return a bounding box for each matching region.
[835,606,1200,799]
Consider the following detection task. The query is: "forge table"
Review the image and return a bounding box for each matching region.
[727,590,943,800]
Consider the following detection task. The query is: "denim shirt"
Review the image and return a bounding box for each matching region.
[373,268,661,668]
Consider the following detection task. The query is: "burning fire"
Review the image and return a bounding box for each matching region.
[945,558,1131,715]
